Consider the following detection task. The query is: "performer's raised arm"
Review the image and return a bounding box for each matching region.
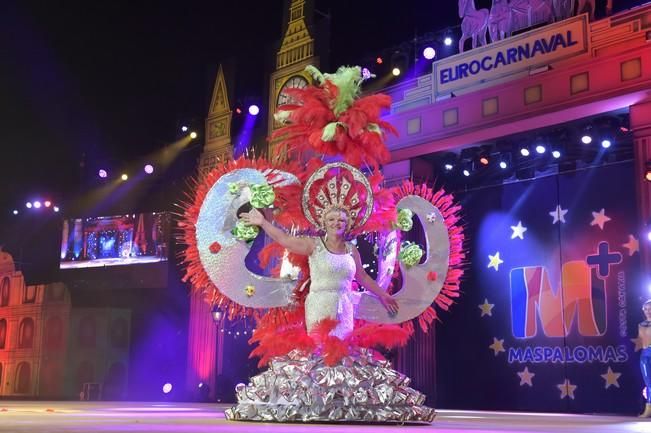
[239,208,315,256]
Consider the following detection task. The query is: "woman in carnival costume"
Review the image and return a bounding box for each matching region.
[639,300,651,417]
[180,66,466,423]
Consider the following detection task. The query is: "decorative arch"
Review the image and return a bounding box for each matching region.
[18,317,34,349]
[0,319,6,349]
[0,277,9,306]
[15,362,31,394]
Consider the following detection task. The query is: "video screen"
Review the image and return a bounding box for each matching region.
[60,212,170,269]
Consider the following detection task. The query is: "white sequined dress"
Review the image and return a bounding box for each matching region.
[225,238,435,423]
[304,237,355,338]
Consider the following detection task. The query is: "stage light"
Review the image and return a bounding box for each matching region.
[162,383,173,394]
[190,132,198,139]
[12,210,18,215]
[248,105,260,116]
[392,67,401,76]
[98,169,108,178]
[121,174,128,181]
[26,202,32,209]
[423,47,436,60]
[535,145,546,154]
[181,126,188,132]
[520,148,530,157]
[235,107,242,114]
[479,156,489,166]
[581,134,592,144]
[444,36,453,46]
[144,164,154,174]
[499,161,507,169]
[601,139,612,149]
[444,163,453,171]
[462,169,470,177]
[552,150,561,159]
[198,382,205,389]
[53,206,60,212]
[647,229,651,241]
[211,307,222,323]
[33,201,42,209]
[44,201,51,208]
[376,57,383,64]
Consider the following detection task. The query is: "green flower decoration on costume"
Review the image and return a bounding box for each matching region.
[232,220,259,242]
[396,208,414,232]
[228,182,241,195]
[250,184,275,208]
[399,241,423,267]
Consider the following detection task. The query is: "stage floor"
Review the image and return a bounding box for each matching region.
[0,401,647,433]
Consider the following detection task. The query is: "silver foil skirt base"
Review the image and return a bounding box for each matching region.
[225,349,435,423]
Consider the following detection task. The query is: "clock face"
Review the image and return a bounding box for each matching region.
[277,75,308,106]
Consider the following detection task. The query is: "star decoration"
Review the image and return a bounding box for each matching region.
[426,212,437,223]
[590,208,612,230]
[517,367,535,387]
[489,337,505,356]
[631,336,643,352]
[557,379,577,400]
[549,205,568,224]
[488,252,504,271]
[510,221,527,240]
[622,235,639,256]
[478,299,495,317]
[600,367,622,389]
[244,285,255,297]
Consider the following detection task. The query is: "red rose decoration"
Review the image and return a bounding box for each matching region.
[427,271,437,281]
[209,242,221,254]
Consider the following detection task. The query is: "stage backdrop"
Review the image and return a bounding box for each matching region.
[435,161,643,414]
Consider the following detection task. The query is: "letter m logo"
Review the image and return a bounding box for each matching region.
[510,261,606,338]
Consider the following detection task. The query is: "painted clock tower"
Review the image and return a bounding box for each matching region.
[199,64,232,176]
[267,0,319,158]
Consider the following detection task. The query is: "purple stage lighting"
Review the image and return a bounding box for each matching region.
[144,164,154,174]
[462,169,470,177]
[248,105,260,116]
[26,202,33,209]
[163,383,173,394]
[99,169,108,178]
[535,145,546,154]
[53,206,60,212]
[581,135,592,144]
[12,210,18,215]
[33,201,42,209]
[601,139,612,149]
[520,148,530,157]
[552,150,561,159]
[423,47,436,60]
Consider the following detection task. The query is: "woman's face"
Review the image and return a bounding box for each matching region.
[643,303,651,320]
[323,209,348,237]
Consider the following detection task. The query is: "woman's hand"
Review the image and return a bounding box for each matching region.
[380,293,399,317]
[239,208,265,226]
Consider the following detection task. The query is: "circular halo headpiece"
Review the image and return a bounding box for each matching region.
[302,162,374,232]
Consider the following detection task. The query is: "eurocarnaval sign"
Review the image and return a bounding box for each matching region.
[433,14,589,97]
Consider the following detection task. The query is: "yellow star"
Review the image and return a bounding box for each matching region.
[244,285,255,297]
[590,208,611,230]
[489,337,505,356]
[488,252,504,271]
[600,367,622,389]
[622,235,639,256]
[557,379,577,400]
[517,367,535,387]
[478,299,495,317]
[631,336,643,352]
